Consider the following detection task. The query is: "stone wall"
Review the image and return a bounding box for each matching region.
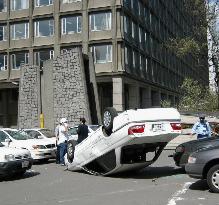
[18,48,100,130]
[18,65,41,129]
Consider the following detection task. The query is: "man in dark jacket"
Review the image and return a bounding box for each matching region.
[77,118,89,143]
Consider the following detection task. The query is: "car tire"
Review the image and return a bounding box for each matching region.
[102,107,118,134]
[67,140,77,163]
[207,164,219,193]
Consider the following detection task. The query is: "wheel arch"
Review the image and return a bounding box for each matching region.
[203,159,219,178]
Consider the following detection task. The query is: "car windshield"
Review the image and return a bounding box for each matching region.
[5,130,34,140]
[68,127,78,135]
[40,129,55,138]
[89,125,100,131]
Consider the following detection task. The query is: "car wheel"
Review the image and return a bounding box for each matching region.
[67,140,77,163]
[102,107,118,133]
[207,164,219,193]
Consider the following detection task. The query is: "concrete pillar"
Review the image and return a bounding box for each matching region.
[113,77,124,112]
[54,0,60,57]
[129,84,139,109]
[82,0,88,54]
[141,87,151,108]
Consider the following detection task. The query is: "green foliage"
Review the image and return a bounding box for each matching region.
[160,100,172,108]
[178,78,218,111]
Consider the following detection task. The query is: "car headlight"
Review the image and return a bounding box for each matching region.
[32,145,46,149]
[5,154,15,161]
[188,156,197,164]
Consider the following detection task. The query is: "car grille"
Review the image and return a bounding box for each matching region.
[45,144,55,149]
[15,154,30,160]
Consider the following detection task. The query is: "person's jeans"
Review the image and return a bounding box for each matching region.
[59,142,67,164]
[197,134,208,140]
[56,144,60,164]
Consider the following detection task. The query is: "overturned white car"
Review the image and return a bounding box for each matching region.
[65,107,181,176]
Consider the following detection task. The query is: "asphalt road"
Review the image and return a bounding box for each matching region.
[0,150,218,205]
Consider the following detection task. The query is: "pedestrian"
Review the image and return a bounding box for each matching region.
[190,114,211,140]
[58,118,69,166]
[77,117,89,144]
[55,122,61,164]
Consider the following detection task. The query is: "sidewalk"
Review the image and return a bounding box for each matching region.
[165,134,197,150]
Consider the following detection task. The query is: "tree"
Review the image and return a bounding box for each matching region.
[178,78,218,111]
[167,0,219,109]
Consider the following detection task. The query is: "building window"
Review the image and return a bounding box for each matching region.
[0,54,7,71]
[124,15,131,34]
[10,22,29,40]
[90,12,112,31]
[34,49,54,67]
[61,16,82,34]
[10,0,29,11]
[35,0,53,7]
[0,0,7,12]
[91,44,112,64]
[34,19,54,37]
[11,52,29,70]
[62,0,81,3]
[0,25,7,41]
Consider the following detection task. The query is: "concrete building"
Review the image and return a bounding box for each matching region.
[0,0,208,127]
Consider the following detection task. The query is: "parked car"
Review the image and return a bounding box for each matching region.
[171,137,219,168]
[24,128,56,144]
[185,145,219,193]
[169,116,219,168]
[0,128,56,161]
[68,125,100,141]
[0,141,33,177]
[65,107,181,176]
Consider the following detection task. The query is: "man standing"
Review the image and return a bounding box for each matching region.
[77,118,89,144]
[191,114,211,140]
[58,118,69,165]
[55,122,61,164]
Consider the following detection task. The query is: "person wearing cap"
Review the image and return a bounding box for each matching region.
[77,117,89,144]
[58,118,69,165]
[191,115,211,140]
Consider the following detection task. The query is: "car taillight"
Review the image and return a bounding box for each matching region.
[128,125,145,135]
[170,123,181,130]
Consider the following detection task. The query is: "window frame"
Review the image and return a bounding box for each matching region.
[10,0,29,11]
[61,16,82,35]
[11,52,29,70]
[34,19,54,37]
[92,44,112,64]
[0,54,8,71]
[90,12,112,32]
[10,22,29,40]
[35,0,53,7]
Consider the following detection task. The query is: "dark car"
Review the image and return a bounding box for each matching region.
[171,136,219,168]
[185,145,219,193]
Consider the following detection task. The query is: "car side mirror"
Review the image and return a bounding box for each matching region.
[5,138,11,146]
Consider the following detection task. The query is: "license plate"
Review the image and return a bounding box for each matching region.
[152,124,164,132]
[22,160,29,168]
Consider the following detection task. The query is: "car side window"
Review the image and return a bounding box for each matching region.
[0,131,9,142]
[27,131,41,139]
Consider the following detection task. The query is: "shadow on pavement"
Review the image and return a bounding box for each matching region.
[0,170,40,182]
[34,159,56,165]
[189,179,209,191]
[113,166,185,179]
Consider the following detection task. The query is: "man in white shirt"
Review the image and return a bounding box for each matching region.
[58,118,69,165]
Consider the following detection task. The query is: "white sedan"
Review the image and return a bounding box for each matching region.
[24,128,56,144]
[0,142,33,177]
[0,128,56,161]
[65,107,181,176]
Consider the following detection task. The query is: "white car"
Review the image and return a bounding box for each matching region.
[24,128,56,144]
[65,107,181,176]
[0,141,32,177]
[68,125,100,141]
[0,128,56,161]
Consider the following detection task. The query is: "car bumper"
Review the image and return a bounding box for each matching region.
[0,158,33,176]
[31,149,56,160]
[185,163,205,179]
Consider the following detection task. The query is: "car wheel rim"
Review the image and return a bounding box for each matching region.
[104,111,111,127]
[67,144,73,156]
[212,170,219,189]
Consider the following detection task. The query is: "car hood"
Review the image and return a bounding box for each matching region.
[0,146,30,155]
[11,139,54,149]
